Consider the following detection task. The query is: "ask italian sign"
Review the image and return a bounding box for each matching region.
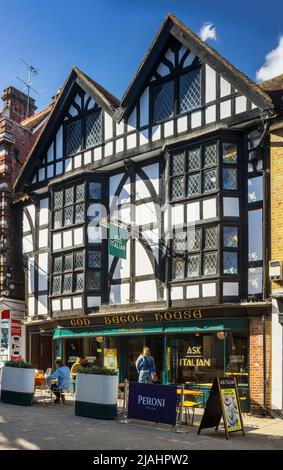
[109,223,128,259]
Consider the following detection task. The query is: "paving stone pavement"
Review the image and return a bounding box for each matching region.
[0,400,282,450]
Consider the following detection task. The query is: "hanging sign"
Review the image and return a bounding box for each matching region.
[198,377,244,439]
[127,382,177,425]
[109,223,128,259]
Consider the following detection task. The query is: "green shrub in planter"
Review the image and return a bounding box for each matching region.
[75,367,119,419]
[5,360,33,369]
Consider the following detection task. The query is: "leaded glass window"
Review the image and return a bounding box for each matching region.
[172,153,185,175]
[187,255,200,277]
[172,176,185,200]
[88,251,102,268]
[170,143,218,201]
[223,251,238,274]
[204,169,217,192]
[85,110,102,148]
[223,227,238,248]
[188,173,200,196]
[223,143,237,163]
[173,259,185,279]
[179,69,201,113]
[53,183,85,229]
[204,227,217,250]
[172,226,218,280]
[204,252,217,276]
[51,251,85,296]
[204,144,217,168]
[223,168,237,190]
[188,148,201,171]
[89,182,102,200]
[87,271,101,290]
[153,80,174,122]
[63,273,72,292]
[66,119,81,156]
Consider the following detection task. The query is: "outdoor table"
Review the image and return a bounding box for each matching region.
[177,388,205,406]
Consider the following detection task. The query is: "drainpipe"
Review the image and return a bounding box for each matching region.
[262,314,267,414]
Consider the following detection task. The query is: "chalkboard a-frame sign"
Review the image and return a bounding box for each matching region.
[198,377,245,440]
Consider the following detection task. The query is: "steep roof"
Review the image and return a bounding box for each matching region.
[119,13,274,117]
[260,73,283,92]
[20,104,54,131]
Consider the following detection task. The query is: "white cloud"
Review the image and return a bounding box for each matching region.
[256,36,283,82]
[199,23,217,42]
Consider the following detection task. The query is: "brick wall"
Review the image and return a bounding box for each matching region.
[270,122,283,291]
[249,316,271,414]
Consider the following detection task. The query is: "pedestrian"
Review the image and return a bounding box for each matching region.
[135,346,156,384]
[70,356,89,377]
[46,359,71,404]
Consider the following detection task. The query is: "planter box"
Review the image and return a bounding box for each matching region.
[1,367,35,406]
[75,373,118,419]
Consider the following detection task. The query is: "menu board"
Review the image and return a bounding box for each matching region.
[198,376,244,439]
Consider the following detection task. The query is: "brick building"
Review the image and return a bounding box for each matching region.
[0,86,52,362]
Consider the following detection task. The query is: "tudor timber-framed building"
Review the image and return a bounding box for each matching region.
[14,14,280,413]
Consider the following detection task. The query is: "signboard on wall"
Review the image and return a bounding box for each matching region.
[0,310,24,362]
[109,223,128,259]
[10,319,22,361]
[104,348,117,369]
[127,382,177,425]
[198,377,244,439]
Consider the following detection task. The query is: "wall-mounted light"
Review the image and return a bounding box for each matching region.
[216,331,226,340]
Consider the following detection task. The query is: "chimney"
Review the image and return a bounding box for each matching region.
[1,86,37,123]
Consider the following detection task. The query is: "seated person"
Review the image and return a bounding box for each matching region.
[70,356,89,377]
[46,359,71,404]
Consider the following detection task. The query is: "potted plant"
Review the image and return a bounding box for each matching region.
[1,360,35,406]
[75,367,118,419]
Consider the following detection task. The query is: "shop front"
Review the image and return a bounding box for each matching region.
[51,307,253,410]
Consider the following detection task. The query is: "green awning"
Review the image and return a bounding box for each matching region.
[53,318,248,340]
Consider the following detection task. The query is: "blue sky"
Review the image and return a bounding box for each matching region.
[1,0,283,111]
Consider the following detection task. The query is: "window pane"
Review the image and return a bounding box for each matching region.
[63,273,72,292]
[54,191,63,209]
[173,259,185,279]
[203,252,217,275]
[88,251,102,268]
[223,143,237,163]
[86,110,102,148]
[223,227,238,248]
[223,251,238,274]
[74,251,84,269]
[66,119,81,156]
[53,256,62,273]
[223,168,237,190]
[63,254,73,271]
[248,176,263,203]
[76,184,85,202]
[89,182,102,200]
[204,227,217,250]
[172,152,185,175]
[187,255,199,277]
[74,272,84,291]
[173,232,186,254]
[187,229,200,251]
[187,173,200,196]
[179,69,201,113]
[204,169,217,192]
[54,210,62,229]
[153,80,174,122]
[171,176,185,199]
[52,276,61,294]
[188,148,201,171]
[64,206,73,226]
[87,271,101,289]
[204,144,217,167]
[65,187,74,205]
[75,204,84,224]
